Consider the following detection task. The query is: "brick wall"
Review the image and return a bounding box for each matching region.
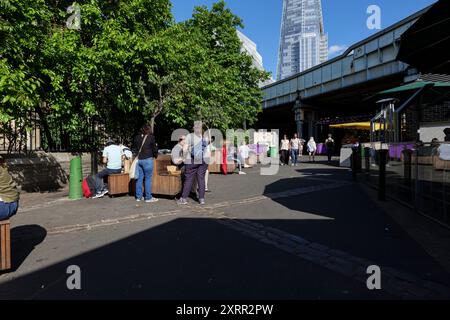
[4,152,96,192]
[404,101,450,142]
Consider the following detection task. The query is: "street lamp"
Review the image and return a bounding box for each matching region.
[293,91,303,136]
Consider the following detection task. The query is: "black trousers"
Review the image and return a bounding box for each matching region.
[327,148,334,162]
[281,150,290,165]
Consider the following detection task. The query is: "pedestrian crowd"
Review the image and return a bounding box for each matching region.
[280,133,335,166]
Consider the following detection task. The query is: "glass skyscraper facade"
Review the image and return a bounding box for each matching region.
[277,0,328,80]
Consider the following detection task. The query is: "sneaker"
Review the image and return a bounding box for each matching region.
[199,199,205,205]
[205,189,212,193]
[145,198,159,203]
[238,171,247,175]
[92,193,104,199]
[101,189,109,197]
[136,198,142,202]
[177,198,188,205]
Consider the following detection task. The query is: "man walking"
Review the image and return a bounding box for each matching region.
[290,133,302,166]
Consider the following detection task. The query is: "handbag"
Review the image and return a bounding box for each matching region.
[129,135,148,179]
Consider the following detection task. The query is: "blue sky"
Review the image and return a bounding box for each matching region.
[171,0,437,79]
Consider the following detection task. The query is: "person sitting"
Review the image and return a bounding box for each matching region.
[120,143,133,173]
[93,138,124,199]
[0,155,19,221]
[438,142,450,161]
[430,138,440,156]
[444,128,450,142]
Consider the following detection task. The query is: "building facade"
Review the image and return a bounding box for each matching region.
[237,30,274,87]
[277,0,328,80]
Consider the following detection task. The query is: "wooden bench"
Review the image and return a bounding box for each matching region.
[130,155,182,197]
[433,155,450,171]
[0,219,11,271]
[107,173,130,196]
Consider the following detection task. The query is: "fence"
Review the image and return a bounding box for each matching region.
[356,141,450,228]
[0,112,41,154]
[0,114,109,154]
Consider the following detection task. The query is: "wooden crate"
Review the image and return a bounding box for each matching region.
[0,220,11,271]
[153,155,182,196]
[108,173,131,196]
[208,151,236,173]
[130,155,182,197]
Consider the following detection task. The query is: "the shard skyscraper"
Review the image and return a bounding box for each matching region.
[277,0,328,80]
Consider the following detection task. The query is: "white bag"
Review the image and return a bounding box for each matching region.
[129,135,148,179]
[129,158,139,179]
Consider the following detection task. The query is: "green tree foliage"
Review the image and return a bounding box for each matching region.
[0,0,269,152]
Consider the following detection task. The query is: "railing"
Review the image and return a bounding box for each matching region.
[356,141,450,228]
[0,112,40,154]
[1,115,110,154]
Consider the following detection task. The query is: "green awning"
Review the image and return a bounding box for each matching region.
[380,81,450,94]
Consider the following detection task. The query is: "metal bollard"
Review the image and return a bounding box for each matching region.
[378,149,388,201]
[351,147,358,181]
[364,147,371,173]
[402,149,412,187]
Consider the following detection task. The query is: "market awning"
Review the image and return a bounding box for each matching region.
[397,0,450,74]
[380,81,450,94]
[330,122,382,131]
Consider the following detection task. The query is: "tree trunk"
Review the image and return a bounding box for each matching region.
[36,101,54,150]
[150,116,156,134]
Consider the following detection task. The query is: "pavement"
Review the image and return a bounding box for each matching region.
[1,156,450,300]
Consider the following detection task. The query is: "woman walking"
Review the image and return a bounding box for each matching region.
[132,124,159,203]
[307,137,317,162]
[280,134,290,166]
[325,134,335,164]
[177,121,209,205]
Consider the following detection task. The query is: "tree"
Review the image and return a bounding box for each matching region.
[181,0,270,131]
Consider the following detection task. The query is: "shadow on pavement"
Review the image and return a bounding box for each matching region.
[1,167,449,300]
[2,225,47,273]
[261,168,450,288]
[0,217,397,300]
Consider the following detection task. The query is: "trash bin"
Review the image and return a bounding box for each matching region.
[269,146,278,158]
[69,156,83,200]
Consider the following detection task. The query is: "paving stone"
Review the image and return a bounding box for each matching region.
[282,233,311,246]
[296,246,330,260]
[309,242,330,252]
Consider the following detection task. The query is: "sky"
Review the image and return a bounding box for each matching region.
[170,0,437,79]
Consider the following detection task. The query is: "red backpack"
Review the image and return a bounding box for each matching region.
[82,176,96,198]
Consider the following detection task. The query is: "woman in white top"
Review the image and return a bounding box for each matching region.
[307,137,317,162]
[280,135,290,166]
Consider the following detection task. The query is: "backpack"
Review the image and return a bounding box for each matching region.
[82,175,96,198]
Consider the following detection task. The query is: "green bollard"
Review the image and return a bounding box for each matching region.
[269,147,278,158]
[69,155,83,200]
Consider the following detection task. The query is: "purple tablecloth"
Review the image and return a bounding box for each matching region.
[388,143,415,159]
[248,144,268,155]
[316,143,324,155]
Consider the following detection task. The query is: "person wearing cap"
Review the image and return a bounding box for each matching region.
[93,138,124,199]
[0,155,19,221]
